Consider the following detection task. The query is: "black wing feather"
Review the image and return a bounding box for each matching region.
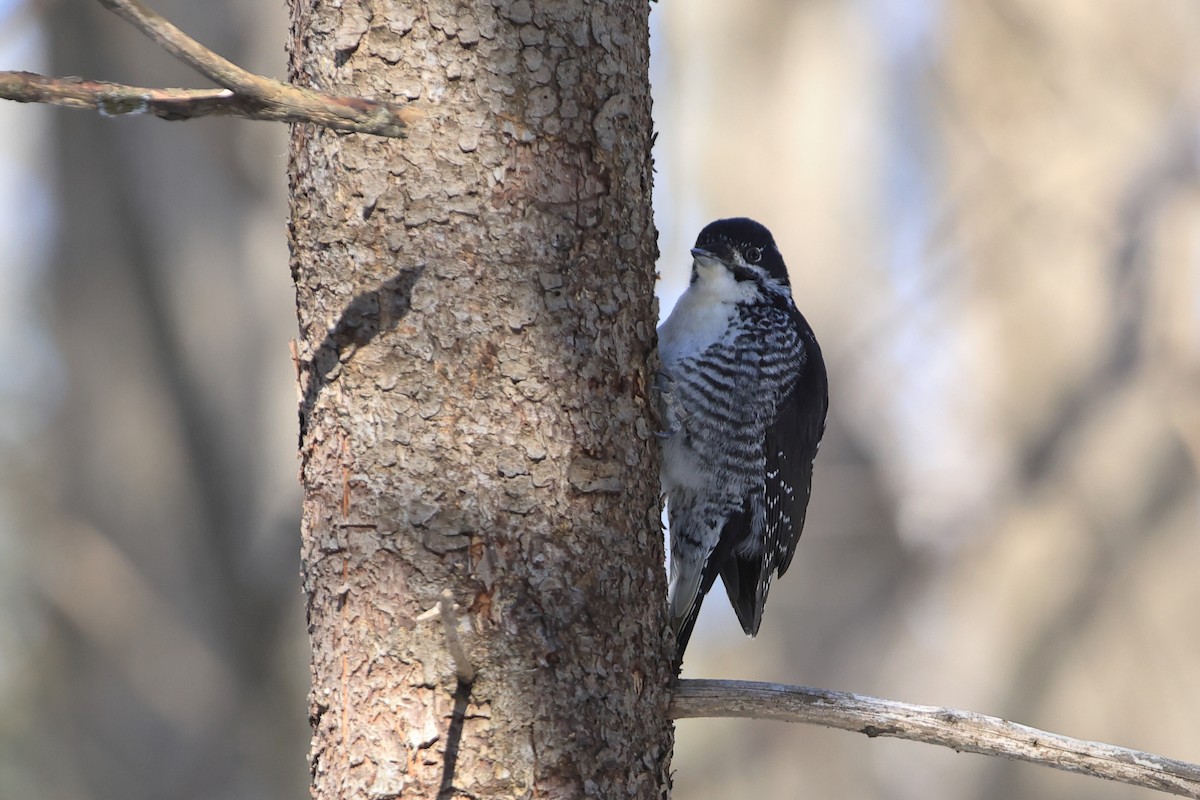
[772,323,827,577]
[719,320,828,636]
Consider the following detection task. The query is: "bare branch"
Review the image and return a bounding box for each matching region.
[0,0,419,137]
[672,679,1200,798]
[93,0,418,135]
[0,72,310,125]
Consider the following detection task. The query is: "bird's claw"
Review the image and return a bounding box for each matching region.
[651,368,676,395]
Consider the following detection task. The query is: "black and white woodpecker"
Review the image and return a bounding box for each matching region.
[657,217,828,668]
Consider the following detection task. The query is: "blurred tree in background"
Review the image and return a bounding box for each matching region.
[0,2,307,799]
[0,1,1197,799]
[658,1,1200,799]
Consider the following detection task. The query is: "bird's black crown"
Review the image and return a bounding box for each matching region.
[694,217,790,286]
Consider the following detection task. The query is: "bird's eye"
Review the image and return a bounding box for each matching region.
[746,246,763,264]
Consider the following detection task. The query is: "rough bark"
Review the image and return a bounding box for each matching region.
[286,2,672,799]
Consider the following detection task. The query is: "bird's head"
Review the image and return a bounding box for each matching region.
[690,217,790,291]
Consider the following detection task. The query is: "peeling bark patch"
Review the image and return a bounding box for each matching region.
[593,93,631,151]
[388,7,418,36]
[862,724,899,738]
[526,87,557,118]
[568,457,623,494]
[504,0,533,25]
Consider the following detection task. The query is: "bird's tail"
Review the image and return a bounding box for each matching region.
[668,570,704,671]
[718,552,768,636]
[667,502,748,670]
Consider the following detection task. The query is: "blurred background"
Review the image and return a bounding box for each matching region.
[1,1,1197,799]
[0,1,307,798]
[656,2,1200,799]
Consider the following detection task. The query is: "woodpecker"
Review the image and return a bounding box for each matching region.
[657,217,828,668]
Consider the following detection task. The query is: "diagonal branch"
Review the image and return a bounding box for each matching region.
[671,679,1200,798]
[95,0,290,95]
[95,0,418,136]
[0,0,419,137]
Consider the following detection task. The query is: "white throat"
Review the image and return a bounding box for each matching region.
[658,257,760,365]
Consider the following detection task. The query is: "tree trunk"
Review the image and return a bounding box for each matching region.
[286,2,672,798]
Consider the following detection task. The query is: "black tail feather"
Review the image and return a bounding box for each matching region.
[719,553,765,637]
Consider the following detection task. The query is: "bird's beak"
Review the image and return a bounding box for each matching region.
[690,247,726,267]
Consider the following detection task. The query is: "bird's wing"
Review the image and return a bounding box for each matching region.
[769,324,827,577]
[720,324,828,635]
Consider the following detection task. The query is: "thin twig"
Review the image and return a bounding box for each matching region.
[671,679,1200,798]
[95,0,288,96]
[415,590,475,797]
[416,590,476,685]
[437,590,476,685]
